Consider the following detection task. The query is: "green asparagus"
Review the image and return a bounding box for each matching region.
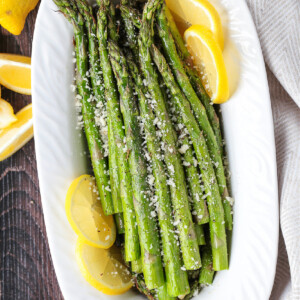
[199,226,215,285]
[114,213,125,234]
[138,0,201,271]
[108,40,164,289]
[96,0,140,261]
[151,44,228,271]
[165,7,223,157]
[131,256,143,274]
[157,283,176,300]
[126,52,190,296]
[53,0,114,215]
[75,0,123,214]
[120,4,140,57]
[195,224,206,246]
[156,4,233,230]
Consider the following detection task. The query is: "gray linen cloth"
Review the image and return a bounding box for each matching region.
[246,0,300,299]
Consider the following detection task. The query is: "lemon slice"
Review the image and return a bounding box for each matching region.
[0,103,33,161]
[0,54,31,95]
[0,98,17,129]
[166,0,224,49]
[184,25,229,103]
[65,175,116,248]
[76,239,133,295]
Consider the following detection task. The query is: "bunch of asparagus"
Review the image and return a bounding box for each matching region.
[54,0,233,298]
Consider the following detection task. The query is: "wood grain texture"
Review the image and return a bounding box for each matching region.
[0,4,63,300]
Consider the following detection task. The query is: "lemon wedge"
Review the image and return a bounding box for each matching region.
[65,175,116,249]
[0,0,39,35]
[184,25,229,103]
[0,54,31,95]
[166,0,224,49]
[76,239,133,295]
[0,103,33,161]
[0,98,17,129]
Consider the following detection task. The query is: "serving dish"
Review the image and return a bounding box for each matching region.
[32,0,278,299]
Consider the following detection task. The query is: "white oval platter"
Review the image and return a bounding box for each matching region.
[32,0,279,299]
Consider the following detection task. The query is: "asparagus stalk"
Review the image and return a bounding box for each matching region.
[163,82,209,225]
[107,0,119,42]
[127,52,190,296]
[108,40,164,289]
[199,226,215,285]
[151,44,228,271]
[53,0,114,215]
[120,4,142,29]
[75,0,123,214]
[138,0,201,271]
[195,224,206,246]
[131,256,143,274]
[157,283,176,300]
[96,0,140,261]
[108,119,123,212]
[179,133,209,225]
[75,0,105,105]
[114,213,125,234]
[156,4,233,230]
[165,7,223,156]
[120,4,140,57]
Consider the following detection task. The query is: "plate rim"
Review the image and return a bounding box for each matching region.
[32,0,279,299]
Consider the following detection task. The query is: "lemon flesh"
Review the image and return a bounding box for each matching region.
[76,239,133,295]
[0,54,31,95]
[65,175,116,249]
[0,98,17,129]
[166,0,224,49]
[0,103,33,161]
[184,25,229,103]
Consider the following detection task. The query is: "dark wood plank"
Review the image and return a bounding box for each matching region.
[0,4,63,300]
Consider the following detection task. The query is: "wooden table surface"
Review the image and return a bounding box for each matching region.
[0,5,64,300]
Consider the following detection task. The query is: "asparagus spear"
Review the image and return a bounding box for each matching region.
[151,44,228,271]
[53,0,114,215]
[138,0,201,271]
[98,0,124,215]
[114,213,125,234]
[96,0,140,261]
[156,4,233,230]
[120,4,142,29]
[163,83,209,225]
[75,0,105,106]
[75,0,123,215]
[179,131,209,225]
[131,256,143,274]
[199,226,215,285]
[157,283,176,300]
[108,40,164,290]
[126,52,190,296]
[106,0,119,42]
[120,4,140,57]
[165,7,224,159]
[195,224,206,246]
[108,119,123,212]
